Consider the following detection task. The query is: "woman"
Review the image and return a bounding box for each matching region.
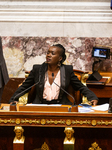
[9,44,98,105]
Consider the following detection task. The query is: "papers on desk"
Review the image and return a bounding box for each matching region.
[78,103,109,113]
[91,103,109,111]
[26,104,62,106]
[78,107,94,113]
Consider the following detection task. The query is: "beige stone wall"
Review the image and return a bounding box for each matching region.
[0,0,112,37]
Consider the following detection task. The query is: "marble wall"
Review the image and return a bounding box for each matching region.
[2,36,112,77]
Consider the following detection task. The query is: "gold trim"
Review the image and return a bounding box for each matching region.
[72,120,91,125]
[46,119,65,124]
[16,118,21,124]
[66,119,72,125]
[0,118,112,127]
[91,120,97,126]
[97,120,112,126]
[0,118,15,124]
[41,119,46,125]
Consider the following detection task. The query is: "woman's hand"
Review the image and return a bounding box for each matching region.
[89,100,98,106]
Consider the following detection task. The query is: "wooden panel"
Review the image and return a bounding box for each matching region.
[1,78,24,103]
[13,143,24,150]
[0,109,111,149]
[0,125,111,150]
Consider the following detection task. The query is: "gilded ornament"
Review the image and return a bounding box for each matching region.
[66,119,71,125]
[36,120,40,124]
[21,119,25,124]
[79,120,83,125]
[41,119,46,125]
[54,120,58,124]
[60,120,65,124]
[41,142,49,150]
[105,121,109,125]
[13,126,25,143]
[4,119,8,124]
[29,120,33,124]
[25,119,29,123]
[18,93,28,105]
[63,127,75,150]
[49,119,54,124]
[16,118,21,125]
[72,121,76,124]
[0,119,2,123]
[109,121,112,125]
[91,120,97,126]
[10,119,15,123]
[89,142,102,150]
[76,120,80,124]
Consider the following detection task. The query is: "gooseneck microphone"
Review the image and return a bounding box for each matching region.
[52,73,75,105]
[12,75,41,102]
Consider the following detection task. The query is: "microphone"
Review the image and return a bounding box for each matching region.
[12,74,41,103]
[52,73,75,105]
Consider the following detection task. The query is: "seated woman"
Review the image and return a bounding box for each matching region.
[9,44,98,105]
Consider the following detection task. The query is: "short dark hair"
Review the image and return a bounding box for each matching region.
[53,44,66,64]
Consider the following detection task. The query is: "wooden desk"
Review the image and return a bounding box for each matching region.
[0,107,112,150]
[87,72,112,104]
[87,79,112,98]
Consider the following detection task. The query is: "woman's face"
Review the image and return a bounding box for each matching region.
[46,46,62,66]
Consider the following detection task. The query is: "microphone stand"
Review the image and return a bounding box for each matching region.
[12,75,41,105]
[52,73,75,106]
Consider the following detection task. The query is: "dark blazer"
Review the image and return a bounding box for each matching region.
[0,37,9,88]
[9,62,98,104]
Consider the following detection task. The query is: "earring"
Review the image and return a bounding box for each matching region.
[58,61,61,67]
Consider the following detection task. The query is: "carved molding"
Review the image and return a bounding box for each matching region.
[0,0,111,23]
[0,118,112,127]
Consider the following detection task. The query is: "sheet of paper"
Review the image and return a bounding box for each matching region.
[26,104,62,106]
[78,107,94,113]
[91,103,109,111]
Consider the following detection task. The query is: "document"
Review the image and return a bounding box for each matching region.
[78,107,94,113]
[91,103,109,111]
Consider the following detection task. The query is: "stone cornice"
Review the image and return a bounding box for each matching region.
[0,0,111,23]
